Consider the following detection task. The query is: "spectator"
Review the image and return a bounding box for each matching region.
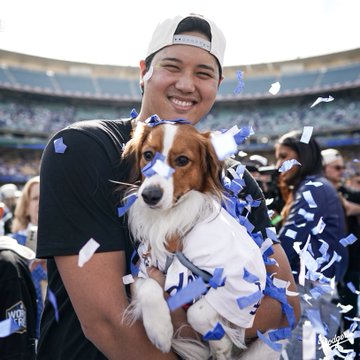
[0,183,20,234]
[322,150,360,356]
[275,130,348,359]
[0,235,37,359]
[11,176,46,339]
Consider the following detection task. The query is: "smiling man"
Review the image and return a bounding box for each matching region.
[36,14,299,360]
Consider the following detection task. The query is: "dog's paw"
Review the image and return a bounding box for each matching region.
[138,278,174,353]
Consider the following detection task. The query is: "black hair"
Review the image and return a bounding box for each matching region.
[277,130,323,189]
[144,16,222,81]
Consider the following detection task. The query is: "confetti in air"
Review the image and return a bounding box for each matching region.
[269,82,281,95]
[310,95,334,108]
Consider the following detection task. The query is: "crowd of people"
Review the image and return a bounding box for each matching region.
[0,11,359,360]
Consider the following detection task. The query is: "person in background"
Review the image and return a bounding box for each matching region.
[322,149,360,356]
[0,183,20,235]
[11,176,46,339]
[36,13,299,359]
[0,235,37,359]
[275,131,348,359]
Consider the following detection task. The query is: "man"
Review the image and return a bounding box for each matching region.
[37,14,299,359]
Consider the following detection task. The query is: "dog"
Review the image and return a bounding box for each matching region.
[120,118,277,360]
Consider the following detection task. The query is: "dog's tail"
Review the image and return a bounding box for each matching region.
[171,335,210,360]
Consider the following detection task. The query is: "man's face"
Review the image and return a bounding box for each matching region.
[324,160,345,186]
[138,32,222,125]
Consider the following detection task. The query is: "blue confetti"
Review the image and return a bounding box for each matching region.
[208,268,226,289]
[243,268,260,283]
[203,322,225,340]
[305,308,327,335]
[141,152,166,177]
[53,137,67,154]
[117,193,138,217]
[130,108,138,118]
[237,289,263,309]
[233,70,245,94]
[268,327,292,341]
[257,330,283,351]
[0,317,21,338]
[167,277,208,311]
[144,114,191,127]
[48,288,59,322]
[233,126,254,145]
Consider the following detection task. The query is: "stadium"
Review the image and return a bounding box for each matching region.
[1,46,360,185]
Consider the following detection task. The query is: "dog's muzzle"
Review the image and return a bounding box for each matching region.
[141,185,163,206]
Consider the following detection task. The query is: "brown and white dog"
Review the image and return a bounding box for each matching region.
[121,120,279,360]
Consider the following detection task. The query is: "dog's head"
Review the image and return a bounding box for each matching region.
[122,122,224,210]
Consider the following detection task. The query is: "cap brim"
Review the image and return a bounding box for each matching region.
[0,236,35,260]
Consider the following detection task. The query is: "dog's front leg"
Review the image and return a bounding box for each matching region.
[187,297,233,360]
[136,278,174,353]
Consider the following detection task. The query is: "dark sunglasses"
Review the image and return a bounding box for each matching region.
[331,165,345,171]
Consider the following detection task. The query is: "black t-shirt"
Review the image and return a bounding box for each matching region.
[36,119,134,360]
[0,250,37,360]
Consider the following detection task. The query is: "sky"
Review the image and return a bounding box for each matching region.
[0,0,359,67]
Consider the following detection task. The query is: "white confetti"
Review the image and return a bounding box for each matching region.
[302,190,318,208]
[310,95,334,108]
[300,126,313,144]
[269,81,281,95]
[211,132,238,160]
[122,274,135,285]
[78,238,100,267]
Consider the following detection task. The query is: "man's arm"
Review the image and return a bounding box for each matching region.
[55,251,179,360]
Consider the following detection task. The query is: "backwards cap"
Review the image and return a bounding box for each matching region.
[321,148,344,166]
[146,14,226,68]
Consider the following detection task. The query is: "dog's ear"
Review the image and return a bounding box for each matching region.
[200,131,224,198]
[122,123,149,184]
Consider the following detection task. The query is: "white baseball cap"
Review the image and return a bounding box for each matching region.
[0,236,35,260]
[146,14,226,68]
[321,148,343,166]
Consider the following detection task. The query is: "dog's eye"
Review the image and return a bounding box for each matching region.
[175,156,189,167]
[143,151,154,162]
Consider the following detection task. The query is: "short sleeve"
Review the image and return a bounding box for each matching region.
[37,126,130,258]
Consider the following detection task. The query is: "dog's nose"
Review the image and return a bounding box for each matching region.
[141,185,163,206]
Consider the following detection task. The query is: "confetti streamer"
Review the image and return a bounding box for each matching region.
[310,95,334,108]
[203,322,225,340]
[47,288,59,322]
[233,70,245,94]
[208,268,226,289]
[243,268,260,283]
[53,137,67,153]
[0,318,21,338]
[269,82,281,95]
[117,193,138,217]
[237,290,263,309]
[257,330,283,351]
[167,277,207,311]
[300,126,314,144]
[78,238,100,267]
[278,159,301,173]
